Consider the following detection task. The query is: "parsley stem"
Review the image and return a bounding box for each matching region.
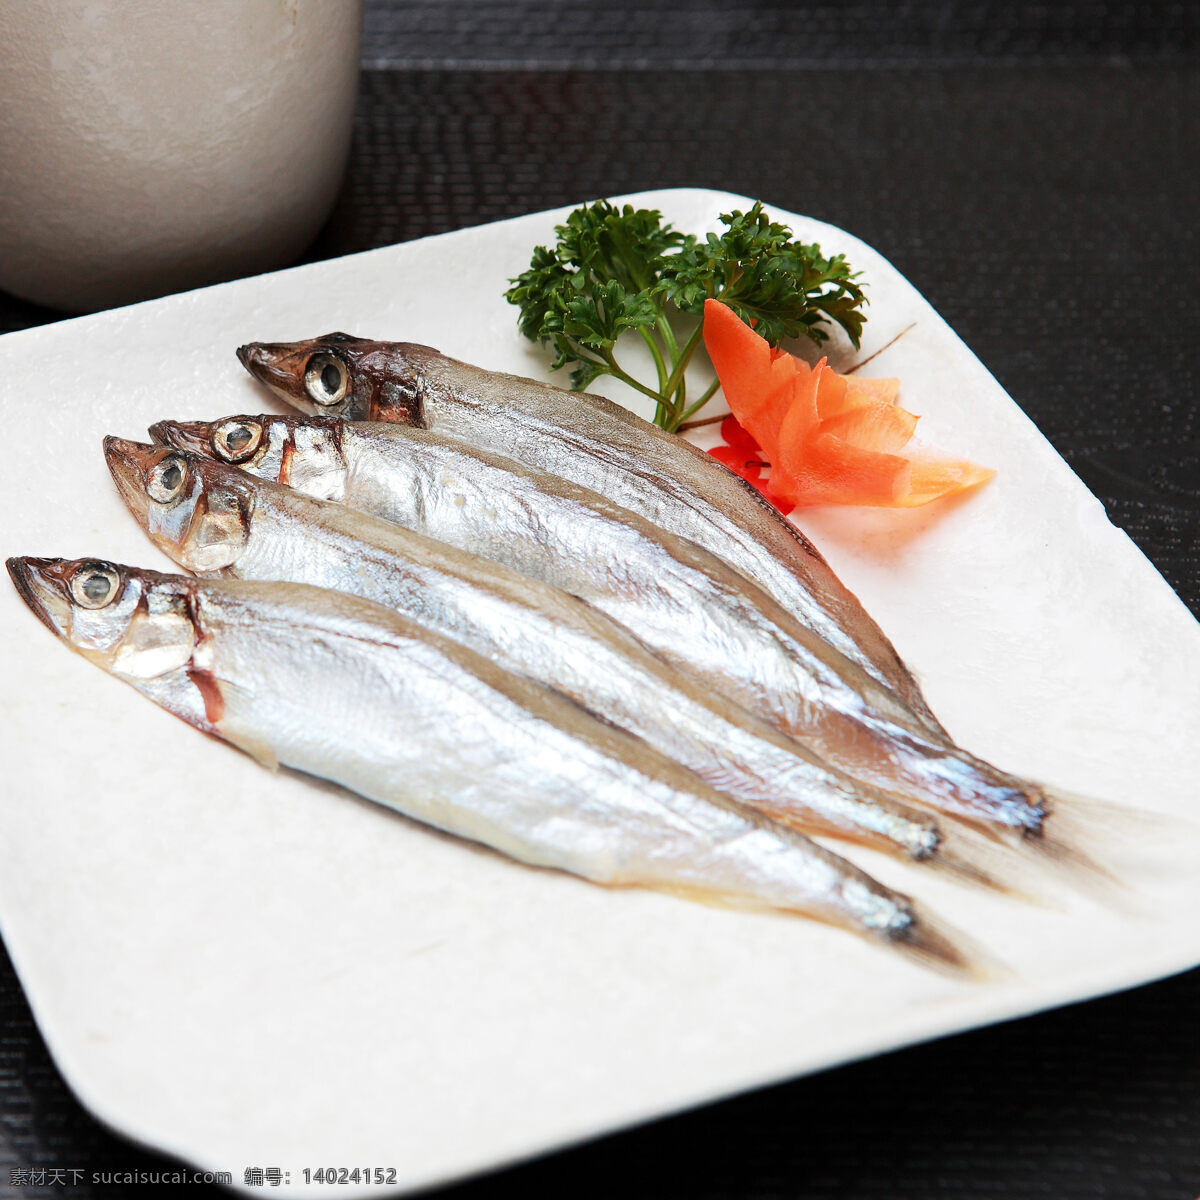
[677,411,726,432]
[673,379,721,429]
[638,327,669,393]
[670,374,687,428]
[656,314,680,361]
[602,350,672,413]
[660,323,705,404]
[506,200,868,434]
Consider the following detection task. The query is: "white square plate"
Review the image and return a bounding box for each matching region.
[2,190,1198,1196]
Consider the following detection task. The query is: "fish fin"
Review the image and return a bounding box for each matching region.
[892,900,1010,982]
[224,727,280,773]
[1041,788,1184,844]
[924,839,1039,902]
[818,819,1049,902]
[914,788,1129,902]
[925,822,1057,906]
[1027,788,1195,909]
[212,677,280,772]
[637,878,998,979]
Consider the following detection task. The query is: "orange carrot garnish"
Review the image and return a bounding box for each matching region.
[702,299,993,509]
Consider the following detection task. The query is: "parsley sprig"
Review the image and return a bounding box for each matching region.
[505,200,867,432]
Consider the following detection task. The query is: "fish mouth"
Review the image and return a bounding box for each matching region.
[236,341,307,402]
[6,556,75,638]
[103,435,173,525]
[149,419,215,455]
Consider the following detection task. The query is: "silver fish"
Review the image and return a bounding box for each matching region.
[6,555,966,963]
[150,414,1049,839]
[235,334,944,735]
[104,434,968,869]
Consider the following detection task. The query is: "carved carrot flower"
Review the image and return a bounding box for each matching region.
[703,299,993,509]
[707,415,796,515]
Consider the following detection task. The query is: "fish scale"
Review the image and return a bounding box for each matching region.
[104,435,957,867]
[149,415,1049,839]
[235,335,947,737]
[6,556,965,964]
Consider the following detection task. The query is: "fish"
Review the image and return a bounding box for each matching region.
[6,554,969,965]
[150,414,1051,840]
[104,434,986,872]
[235,334,946,737]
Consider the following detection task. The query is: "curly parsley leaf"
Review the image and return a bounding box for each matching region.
[659,204,866,347]
[504,198,868,431]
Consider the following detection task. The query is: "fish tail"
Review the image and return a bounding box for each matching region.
[824,813,1044,899]
[897,778,1129,901]
[747,781,1046,899]
[919,826,1044,901]
[1020,787,1191,907]
[1026,829,1118,896]
[888,899,1008,981]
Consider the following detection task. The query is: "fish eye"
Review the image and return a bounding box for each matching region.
[147,455,187,503]
[213,418,263,463]
[304,352,350,407]
[70,562,121,609]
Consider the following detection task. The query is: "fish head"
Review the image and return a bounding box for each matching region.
[235,333,428,425]
[104,437,255,574]
[149,415,350,505]
[6,556,200,682]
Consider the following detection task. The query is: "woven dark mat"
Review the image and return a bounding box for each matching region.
[307,64,1200,616]
[358,0,1200,66]
[2,62,1199,1200]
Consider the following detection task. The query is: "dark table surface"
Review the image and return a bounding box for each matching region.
[3,8,1200,1198]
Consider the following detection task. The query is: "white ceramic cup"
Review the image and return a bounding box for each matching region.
[0,0,363,312]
